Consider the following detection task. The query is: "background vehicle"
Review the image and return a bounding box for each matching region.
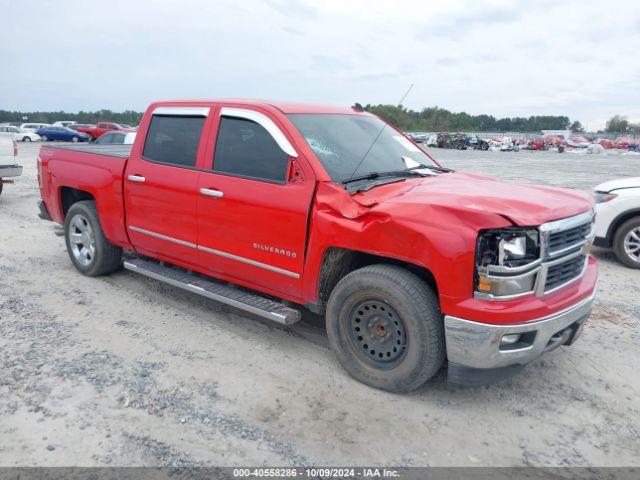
[94,131,136,144]
[20,122,50,132]
[37,99,597,392]
[36,126,90,143]
[524,138,548,151]
[467,135,489,150]
[437,132,467,149]
[0,125,41,142]
[0,132,21,196]
[499,137,520,152]
[594,178,640,268]
[52,120,77,127]
[76,122,135,140]
[68,123,96,132]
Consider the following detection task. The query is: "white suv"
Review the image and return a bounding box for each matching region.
[594,177,640,268]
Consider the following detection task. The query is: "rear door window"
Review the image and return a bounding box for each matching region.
[213,116,289,183]
[142,115,205,168]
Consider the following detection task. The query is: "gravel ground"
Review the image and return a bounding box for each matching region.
[0,143,639,467]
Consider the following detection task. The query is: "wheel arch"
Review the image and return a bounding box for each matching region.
[59,186,96,219]
[606,208,640,244]
[309,246,439,314]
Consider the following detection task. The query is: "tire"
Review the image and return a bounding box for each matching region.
[41,135,48,141]
[456,143,464,150]
[481,143,489,151]
[514,146,520,152]
[23,136,31,142]
[64,200,122,276]
[613,217,640,269]
[0,181,3,196]
[71,136,79,143]
[326,264,445,392]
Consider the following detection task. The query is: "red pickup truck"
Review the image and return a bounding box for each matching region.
[37,99,597,391]
[76,122,135,140]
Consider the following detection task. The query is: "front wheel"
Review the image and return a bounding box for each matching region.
[64,200,122,276]
[613,217,640,269]
[326,264,445,392]
[41,135,48,141]
[23,136,32,142]
[71,136,79,143]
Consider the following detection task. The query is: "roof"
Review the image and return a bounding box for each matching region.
[157,98,364,115]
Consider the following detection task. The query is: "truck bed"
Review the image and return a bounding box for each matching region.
[44,143,132,159]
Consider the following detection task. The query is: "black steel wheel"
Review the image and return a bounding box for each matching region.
[347,299,407,368]
[326,264,445,392]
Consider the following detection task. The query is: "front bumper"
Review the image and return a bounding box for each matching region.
[445,293,594,384]
[0,164,23,178]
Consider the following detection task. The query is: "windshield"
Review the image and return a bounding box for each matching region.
[287,114,437,183]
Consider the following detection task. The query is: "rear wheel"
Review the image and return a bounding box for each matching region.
[41,135,48,141]
[64,200,122,276]
[326,264,445,392]
[613,217,640,269]
[71,136,79,143]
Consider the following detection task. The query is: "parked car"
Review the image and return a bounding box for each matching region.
[20,122,50,133]
[94,131,136,144]
[68,123,96,132]
[593,178,640,268]
[37,99,597,392]
[52,121,77,127]
[0,132,21,196]
[76,122,135,140]
[36,126,90,143]
[524,138,548,151]
[0,125,41,142]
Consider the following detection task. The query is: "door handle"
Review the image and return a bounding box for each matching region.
[200,188,224,198]
[128,175,146,183]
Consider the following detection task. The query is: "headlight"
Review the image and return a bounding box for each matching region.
[475,229,541,299]
[593,191,617,204]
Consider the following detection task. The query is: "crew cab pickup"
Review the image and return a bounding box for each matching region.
[76,122,135,140]
[37,100,598,391]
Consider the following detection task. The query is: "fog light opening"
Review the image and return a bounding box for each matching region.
[500,333,522,346]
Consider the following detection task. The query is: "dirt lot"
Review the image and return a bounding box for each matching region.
[1,143,639,467]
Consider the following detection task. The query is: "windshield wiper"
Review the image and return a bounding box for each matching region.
[341,169,420,185]
[341,163,453,186]
[405,163,454,173]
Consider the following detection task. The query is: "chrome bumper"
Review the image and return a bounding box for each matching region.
[0,165,23,178]
[444,294,594,370]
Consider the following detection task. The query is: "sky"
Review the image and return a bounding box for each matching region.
[1,0,639,130]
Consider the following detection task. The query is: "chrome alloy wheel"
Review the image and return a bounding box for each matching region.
[624,227,640,263]
[68,214,96,266]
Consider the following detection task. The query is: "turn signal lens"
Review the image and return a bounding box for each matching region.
[593,191,617,204]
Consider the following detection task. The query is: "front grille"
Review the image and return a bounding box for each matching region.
[544,255,586,291]
[548,222,592,255]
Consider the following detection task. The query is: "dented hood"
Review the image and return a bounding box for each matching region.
[352,172,594,226]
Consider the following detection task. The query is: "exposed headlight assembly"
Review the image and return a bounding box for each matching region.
[475,229,541,300]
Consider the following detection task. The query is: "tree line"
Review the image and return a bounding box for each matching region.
[364,104,577,132]
[1,106,637,134]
